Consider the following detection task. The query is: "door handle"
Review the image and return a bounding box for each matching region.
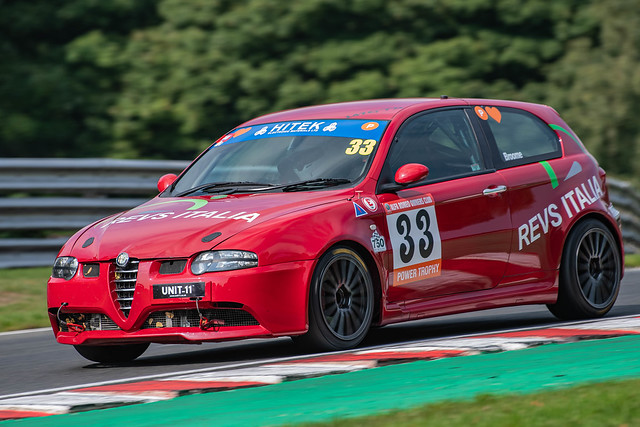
[482,185,507,196]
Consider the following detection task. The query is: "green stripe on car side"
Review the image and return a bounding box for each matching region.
[549,123,587,152]
[540,160,559,189]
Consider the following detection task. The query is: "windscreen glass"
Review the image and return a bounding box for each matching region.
[169,119,388,195]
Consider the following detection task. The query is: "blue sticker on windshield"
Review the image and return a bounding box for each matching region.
[214,119,388,148]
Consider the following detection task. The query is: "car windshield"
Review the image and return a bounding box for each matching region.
[168,119,388,195]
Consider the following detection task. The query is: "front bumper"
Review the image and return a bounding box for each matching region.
[47,259,314,346]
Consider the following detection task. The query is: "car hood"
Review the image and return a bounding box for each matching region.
[69,191,348,261]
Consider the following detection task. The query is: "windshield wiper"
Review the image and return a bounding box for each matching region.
[175,179,351,196]
[175,181,276,197]
[281,178,351,192]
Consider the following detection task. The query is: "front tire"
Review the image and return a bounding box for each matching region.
[296,246,374,351]
[548,219,621,319]
[74,343,150,364]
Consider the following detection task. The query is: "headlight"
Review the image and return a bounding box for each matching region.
[52,257,79,280]
[191,250,258,275]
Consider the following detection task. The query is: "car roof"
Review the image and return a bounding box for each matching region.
[240,98,553,125]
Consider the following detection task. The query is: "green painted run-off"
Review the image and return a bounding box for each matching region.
[8,336,640,426]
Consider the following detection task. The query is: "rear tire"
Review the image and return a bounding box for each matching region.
[295,246,374,351]
[74,343,150,364]
[547,219,621,319]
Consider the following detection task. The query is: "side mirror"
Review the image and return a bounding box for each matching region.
[394,163,429,185]
[157,173,177,193]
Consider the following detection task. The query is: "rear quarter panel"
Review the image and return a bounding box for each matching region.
[496,104,622,281]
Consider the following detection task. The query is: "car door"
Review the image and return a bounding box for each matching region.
[377,108,512,306]
[472,105,568,280]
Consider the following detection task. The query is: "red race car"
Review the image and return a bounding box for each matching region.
[48,98,624,363]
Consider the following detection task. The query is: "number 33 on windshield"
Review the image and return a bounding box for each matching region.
[346,139,377,155]
[385,195,442,286]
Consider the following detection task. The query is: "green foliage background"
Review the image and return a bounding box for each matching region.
[1,0,639,176]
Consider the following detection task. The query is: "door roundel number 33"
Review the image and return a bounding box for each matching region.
[384,195,442,286]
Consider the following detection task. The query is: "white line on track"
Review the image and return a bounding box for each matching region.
[0,327,50,337]
[1,314,638,401]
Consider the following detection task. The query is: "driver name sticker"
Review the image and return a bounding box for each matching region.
[385,195,442,286]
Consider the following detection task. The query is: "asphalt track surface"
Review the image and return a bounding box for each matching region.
[2,269,639,399]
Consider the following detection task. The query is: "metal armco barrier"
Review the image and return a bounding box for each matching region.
[0,158,189,268]
[607,177,640,254]
[0,159,638,268]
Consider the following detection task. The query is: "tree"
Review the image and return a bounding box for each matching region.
[2,0,640,176]
[0,0,159,157]
[543,0,640,176]
[109,0,587,159]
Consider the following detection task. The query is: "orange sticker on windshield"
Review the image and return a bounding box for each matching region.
[475,106,488,121]
[362,122,379,131]
[233,127,252,138]
[486,106,502,123]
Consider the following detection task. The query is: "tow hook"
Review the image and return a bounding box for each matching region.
[56,302,86,333]
[190,297,225,331]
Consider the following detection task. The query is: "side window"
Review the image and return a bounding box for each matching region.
[482,107,561,167]
[382,109,485,184]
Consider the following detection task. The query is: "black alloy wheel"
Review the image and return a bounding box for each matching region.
[295,246,374,351]
[548,219,621,319]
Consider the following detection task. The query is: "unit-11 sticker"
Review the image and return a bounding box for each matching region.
[384,194,442,286]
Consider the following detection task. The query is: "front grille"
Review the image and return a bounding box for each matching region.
[112,260,139,317]
[142,309,259,329]
[58,313,120,332]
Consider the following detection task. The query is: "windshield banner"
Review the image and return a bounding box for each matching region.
[214,119,389,147]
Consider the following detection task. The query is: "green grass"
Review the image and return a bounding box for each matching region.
[304,378,640,426]
[625,253,640,268]
[0,267,50,332]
